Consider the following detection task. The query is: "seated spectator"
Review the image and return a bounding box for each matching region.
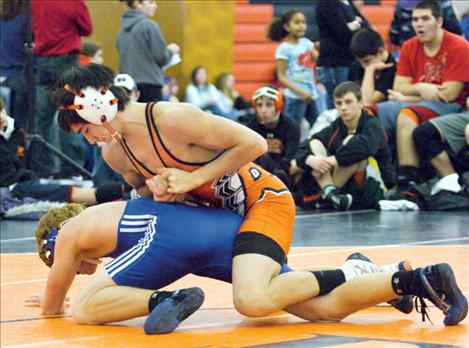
[390,0,462,48]
[79,40,103,65]
[0,97,129,206]
[349,28,396,107]
[162,75,179,102]
[185,66,227,117]
[403,98,469,202]
[291,82,395,211]
[247,86,300,189]
[215,72,251,121]
[381,1,469,197]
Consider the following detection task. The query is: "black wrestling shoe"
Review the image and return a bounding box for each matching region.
[323,188,353,211]
[346,253,414,314]
[416,263,468,326]
[144,287,205,334]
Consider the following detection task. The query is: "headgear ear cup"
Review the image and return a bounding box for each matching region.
[61,85,119,125]
[252,86,283,111]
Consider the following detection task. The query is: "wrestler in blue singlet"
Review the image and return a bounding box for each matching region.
[104,199,292,290]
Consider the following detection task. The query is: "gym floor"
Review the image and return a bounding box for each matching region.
[1,209,468,347]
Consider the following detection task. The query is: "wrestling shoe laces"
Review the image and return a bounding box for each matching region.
[417,263,468,326]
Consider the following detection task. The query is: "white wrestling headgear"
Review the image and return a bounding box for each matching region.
[60,84,119,125]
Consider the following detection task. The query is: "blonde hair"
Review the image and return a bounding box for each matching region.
[35,204,85,267]
[215,73,237,101]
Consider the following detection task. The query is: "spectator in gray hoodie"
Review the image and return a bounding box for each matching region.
[117,0,180,102]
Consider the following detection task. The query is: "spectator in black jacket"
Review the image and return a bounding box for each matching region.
[316,0,369,109]
[291,82,395,211]
[247,86,300,189]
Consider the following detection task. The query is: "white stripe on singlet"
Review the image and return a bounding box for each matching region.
[105,215,157,276]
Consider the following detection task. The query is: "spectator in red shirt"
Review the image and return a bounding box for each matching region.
[374,0,469,198]
[30,0,92,178]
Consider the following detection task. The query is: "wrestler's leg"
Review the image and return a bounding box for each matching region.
[73,270,152,324]
[284,272,398,322]
[232,253,322,317]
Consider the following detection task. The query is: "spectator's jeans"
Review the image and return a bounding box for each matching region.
[31,53,80,177]
[284,97,318,126]
[317,66,350,109]
[12,179,70,202]
[376,100,463,140]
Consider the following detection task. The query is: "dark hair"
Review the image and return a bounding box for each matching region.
[333,81,363,101]
[350,29,384,58]
[52,64,130,132]
[119,0,143,9]
[81,40,102,57]
[0,0,25,20]
[414,0,442,19]
[191,66,206,86]
[267,10,302,41]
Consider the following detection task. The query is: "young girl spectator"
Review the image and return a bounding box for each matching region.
[79,40,103,65]
[268,10,319,137]
[117,0,180,102]
[215,72,251,121]
[185,66,226,117]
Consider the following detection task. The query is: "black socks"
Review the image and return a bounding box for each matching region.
[397,166,419,187]
[148,290,173,312]
[391,269,426,297]
[311,270,346,296]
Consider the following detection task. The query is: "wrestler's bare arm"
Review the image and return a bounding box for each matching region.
[41,217,83,315]
[153,103,268,194]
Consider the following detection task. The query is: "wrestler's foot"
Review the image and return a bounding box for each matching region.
[346,253,414,314]
[144,287,205,334]
[416,263,468,326]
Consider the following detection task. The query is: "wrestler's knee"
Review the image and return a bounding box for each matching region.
[72,300,98,325]
[233,289,274,317]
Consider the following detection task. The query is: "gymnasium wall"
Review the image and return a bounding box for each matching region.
[85,0,234,99]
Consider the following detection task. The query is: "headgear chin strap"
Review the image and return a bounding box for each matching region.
[43,227,59,265]
[61,85,119,125]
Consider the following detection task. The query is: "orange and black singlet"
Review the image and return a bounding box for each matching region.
[145,102,296,254]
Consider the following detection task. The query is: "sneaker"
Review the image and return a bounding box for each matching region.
[346,253,414,314]
[417,263,468,326]
[143,287,205,334]
[323,188,353,211]
[387,184,425,208]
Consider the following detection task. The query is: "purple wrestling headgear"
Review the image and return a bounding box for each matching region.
[43,228,59,264]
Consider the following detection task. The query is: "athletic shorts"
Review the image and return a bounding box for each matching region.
[104,206,293,289]
[376,100,462,139]
[234,170,296,265]
[430,112,469,154]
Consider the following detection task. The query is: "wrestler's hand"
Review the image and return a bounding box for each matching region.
[146,175,181,202]
[155,167,201,194]
[25,293,70,311]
